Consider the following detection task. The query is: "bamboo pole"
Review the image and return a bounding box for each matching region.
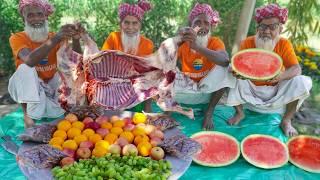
[231,0,257,55]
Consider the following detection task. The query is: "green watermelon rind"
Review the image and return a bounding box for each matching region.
[287,135,320,173]
[231,48,283,81]
[190,131,240,167]
[241,134,289,169]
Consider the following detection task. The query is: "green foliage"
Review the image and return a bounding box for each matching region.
[0,0,23,76]
[0,0,318,76]
[285,0,320,45]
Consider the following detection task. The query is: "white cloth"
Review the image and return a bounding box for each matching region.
[225,75,312,114]
[173,65,236,104]
[8,64,65,119]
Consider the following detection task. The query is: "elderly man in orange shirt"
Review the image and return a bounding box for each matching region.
[226,4,312,136]
[8,0,84,128]
[174,3,236,130]
[101,0,154,112]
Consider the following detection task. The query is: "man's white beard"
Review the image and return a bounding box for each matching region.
[25,20,49,43]
[255,33,280,51]
[195,32,210,48]
[191,31,210,53]
[121,31,140,55]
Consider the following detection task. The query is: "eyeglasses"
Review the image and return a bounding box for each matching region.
[257,23,280,31]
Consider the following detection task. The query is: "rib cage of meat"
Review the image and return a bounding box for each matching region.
[57,34,194,119]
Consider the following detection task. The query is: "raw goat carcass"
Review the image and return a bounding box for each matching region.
[57,34,194,119]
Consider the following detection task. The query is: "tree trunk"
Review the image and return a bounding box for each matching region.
[231,0,256,54]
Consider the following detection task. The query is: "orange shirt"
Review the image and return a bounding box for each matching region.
[239,36,299,86]
[178,37,225,82]
[9,32,59,81]
[101,31,154,56]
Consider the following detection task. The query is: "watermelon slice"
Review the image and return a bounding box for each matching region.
[287,135,320,173]
[231,49,282,80]
[190,131,240,167]
[241,134,288,169]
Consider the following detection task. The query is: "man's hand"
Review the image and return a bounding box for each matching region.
[73,22,87,40]
[228,65,247,80]
[267,73,283,84]
[178,27,198,49]
[56,24,79,40]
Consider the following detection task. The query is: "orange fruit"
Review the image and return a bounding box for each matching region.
[120,131,134,143]
[92,146,108,157]
[67,128,82,139]
[110,127,123,135]
[82,128,95,138]
[137,142,152,156]
[72,121,85,131]
[89,134,102,144]
[134,135,150,146]
[65,113,78,122]
[62,140,78,150]
[132,113,147,124]
[53,130,67,140]
[104,133,118,144]
[113,120,125,128]
[51,144,63,151]
[95,140,110,149]
[57,120,72,131]
[73,134,88,145]
[132,127,146,136]
[101,122,113,130]
[49,137,64,146]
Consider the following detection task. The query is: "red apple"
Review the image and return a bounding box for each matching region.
[96,128,109,138]
[150,137,163,147]
[115,137,129,147]
[122,144,138,156]
[145,124,156,135]
[83,117,94,125]
[123,117,133,125]
[95,115,109,125]
[79,141,94,150]
[149,130,164,140]
[85,122,100,131]
[62,148,76,158]
[123,124,135,131]
[150,147,165,160]
[76,147,91,159]
[60,157,75,167]
[108,144,121,155]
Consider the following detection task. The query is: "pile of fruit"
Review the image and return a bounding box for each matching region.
[48,112,166,166]
[52,154,171,179]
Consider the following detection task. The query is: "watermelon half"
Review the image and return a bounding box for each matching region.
[241,134,289,169]
[190,131,240,167]
[287,135,320,173]
[231,48,282,81]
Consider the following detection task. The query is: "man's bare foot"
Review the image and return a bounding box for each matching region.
[228,112,245,125]
[24,115,35,128]
[280,120,298,137]
[202,113,214,130]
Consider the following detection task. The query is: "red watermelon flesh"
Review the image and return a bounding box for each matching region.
[288,135,320,173]
[232,49,282,80]
[241,135,288,169]
[191,131,240,167]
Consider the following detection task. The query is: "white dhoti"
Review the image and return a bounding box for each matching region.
[174,66,236,104]
[8,64,65,119]
[225,75,312,114]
